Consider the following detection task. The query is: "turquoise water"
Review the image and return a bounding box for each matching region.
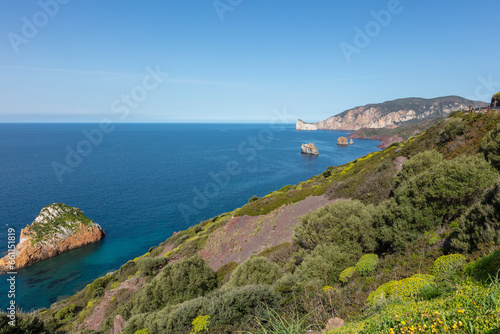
[0,123,380,310]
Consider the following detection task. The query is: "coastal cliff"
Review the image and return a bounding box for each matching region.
[0,203,104,272]
[296,96,487,131]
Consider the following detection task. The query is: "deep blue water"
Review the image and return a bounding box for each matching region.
[0,123,380,310]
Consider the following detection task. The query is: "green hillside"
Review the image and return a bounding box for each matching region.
[3,110,500,334]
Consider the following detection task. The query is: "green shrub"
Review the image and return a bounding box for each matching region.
[366,280,397,306]
[339,267,356,283]
[367,274,435,306]
[394,155,496,224]
[137,257,168,276]
[480,123,500,170]
[131,254,217,315]
[393,150,444,189]
[279,184,293,191]
[123,285,278,334]
[54,304,78,321]
[148,246,163,257]
[452,178,500,253]
[206,284,279,329]
[354,254,378,275]
[295,244,358,285]
[86,274,116,297]
[463,249,500,282]
[225,257,283,288]
[439,117,465,143]
[376,155,498,252]
[114,260,138,282]
[0,313,47,333]
[249,195,259,203]
[430,254,466,279]
[294,200,376,253]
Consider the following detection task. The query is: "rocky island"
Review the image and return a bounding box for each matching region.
[337,137,348,146]
[0,203,104,272]
[300,143,319,155]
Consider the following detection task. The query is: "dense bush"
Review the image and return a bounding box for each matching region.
[86,274,116,298]
[376,155,498,252]
[463,249,500,282]
[123,285,278,334]
[367,274,435,306]
[54,304,78,321]
[131,254,217,315]
[452,178,500,253]
[355,254,379,275]
[248,195,259,203]
[339,266,356,283]
[393,150,444,189]
[0,313,47,333]
[294,200,376,253]
[480,123,500,170]
[430,254,466,279]
[295,244,358,285]
[114,260,138,282]
[394,154,496,225]
[439,117,465,143]
[225,256,282,288]
[137,257,168,276]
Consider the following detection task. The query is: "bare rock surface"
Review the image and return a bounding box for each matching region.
[337,137,349,146]
[301,143,319,155]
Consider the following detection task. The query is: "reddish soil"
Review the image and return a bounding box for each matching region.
[77,275,144,331]
[200,195,337,271]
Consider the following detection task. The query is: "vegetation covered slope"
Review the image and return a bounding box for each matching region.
[3,110,500,334]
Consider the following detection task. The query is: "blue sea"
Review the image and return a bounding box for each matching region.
[0,123,380,310]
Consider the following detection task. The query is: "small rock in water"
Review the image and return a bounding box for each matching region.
[301,143,319,155]
[337,137,348,146]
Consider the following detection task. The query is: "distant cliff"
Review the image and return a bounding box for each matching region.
[0,203,104,272]
[296,96,487,130]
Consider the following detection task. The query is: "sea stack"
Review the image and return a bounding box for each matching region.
[492,92,500,108]
[337,137,349,146]
[349,138,353,145]
[301,143,319,155]
[0,203,105,272]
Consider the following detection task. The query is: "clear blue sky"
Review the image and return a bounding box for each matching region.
[1,0,499,123]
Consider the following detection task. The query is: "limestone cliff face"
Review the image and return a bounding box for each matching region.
[0,203,104,272]
[296,96,487,131]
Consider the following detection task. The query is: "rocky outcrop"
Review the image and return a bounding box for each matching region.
[301,143,319,155]
[349,138,353,145]
[296,119,318,130]
[0,203,104,272]
[492,93,500,108]
[111,315,126,334]
[337,137,348,146]
[296,96,487,131]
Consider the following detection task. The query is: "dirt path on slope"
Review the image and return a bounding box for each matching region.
[200,195,337,271]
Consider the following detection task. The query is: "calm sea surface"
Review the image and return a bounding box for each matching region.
[0,123,380,310]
